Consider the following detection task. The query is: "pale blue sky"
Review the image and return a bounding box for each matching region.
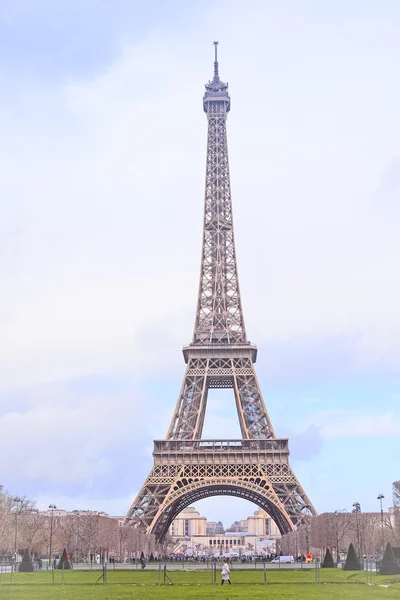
[1,0,399,525]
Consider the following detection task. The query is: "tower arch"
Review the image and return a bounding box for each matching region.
[148,478,295,543]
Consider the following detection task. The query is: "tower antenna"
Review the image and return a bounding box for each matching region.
[213,40,219,80]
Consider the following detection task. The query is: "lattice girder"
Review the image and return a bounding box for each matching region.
[124,441,316,538]
[166,354,275,440]
[194,95,246,345]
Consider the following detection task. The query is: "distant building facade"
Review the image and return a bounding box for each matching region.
[168,506,207,537]
[206,521,225,535]
[168,506,281,555]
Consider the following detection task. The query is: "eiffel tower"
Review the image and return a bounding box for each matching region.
[124,43,317,541]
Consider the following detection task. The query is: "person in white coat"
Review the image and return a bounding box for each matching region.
[221,560,231,585]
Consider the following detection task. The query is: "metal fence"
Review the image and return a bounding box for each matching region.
[0,557,381,588]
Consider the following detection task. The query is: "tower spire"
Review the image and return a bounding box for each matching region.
[213,40,219,81]
[204,41,229,105]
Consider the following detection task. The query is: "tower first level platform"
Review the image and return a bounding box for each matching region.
[125,437,314,542]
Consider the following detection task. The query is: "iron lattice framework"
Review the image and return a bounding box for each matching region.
[124,43,317,541]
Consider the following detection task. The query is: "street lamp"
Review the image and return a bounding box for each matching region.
[377,494,385,556]
[48,504,57,564]
[12,497,22,567]
[334,509,346,564]
[72,510,80,564]
[352,502,361,558]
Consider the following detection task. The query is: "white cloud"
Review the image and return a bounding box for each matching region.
[0,384,152,486]
[311,410,400,439]
[1,9,400,395]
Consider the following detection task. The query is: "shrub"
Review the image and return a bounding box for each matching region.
[322,548,335,568]
[19,549,34,572]
[343,543,361,571]
[380,542,400,575]
[58,548,70,570]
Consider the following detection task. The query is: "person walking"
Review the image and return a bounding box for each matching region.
[221,560,231,585]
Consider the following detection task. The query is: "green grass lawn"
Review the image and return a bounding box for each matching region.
[0,568,399,600]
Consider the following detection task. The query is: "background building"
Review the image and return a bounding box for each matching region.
[168,506,281,556]
[206,521,225,536]
[168,506,207,537]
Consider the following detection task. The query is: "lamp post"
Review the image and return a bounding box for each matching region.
[334,509,346,564]
[12,497,22,566]
[377,494,385,556]
[352,502,361,559]
[73,510,79,564]
[48,504,57,564]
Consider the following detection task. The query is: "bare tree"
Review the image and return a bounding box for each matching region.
[246,542,254,556]
[0,486,14,552]
[383,511,400,546]
[298,521,311,555]
[118,525,130,561]
[147,533,156,558]
[97,516,119,561]
[393,481,400,508]
[161,533,179,558]
[57,514,78,554]
[79,513,100,561]
[0,488,38,556]
[310,512,351,557]
[19,510,47,555]
[0,488,176,564]
[394,509,400,543]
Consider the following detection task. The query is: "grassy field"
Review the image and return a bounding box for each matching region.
[0,567,399,600]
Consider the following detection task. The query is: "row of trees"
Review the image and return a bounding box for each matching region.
[0,485,157,561]
[3,481,399,561]
[279,482,400,559]
[280,510,400,558]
